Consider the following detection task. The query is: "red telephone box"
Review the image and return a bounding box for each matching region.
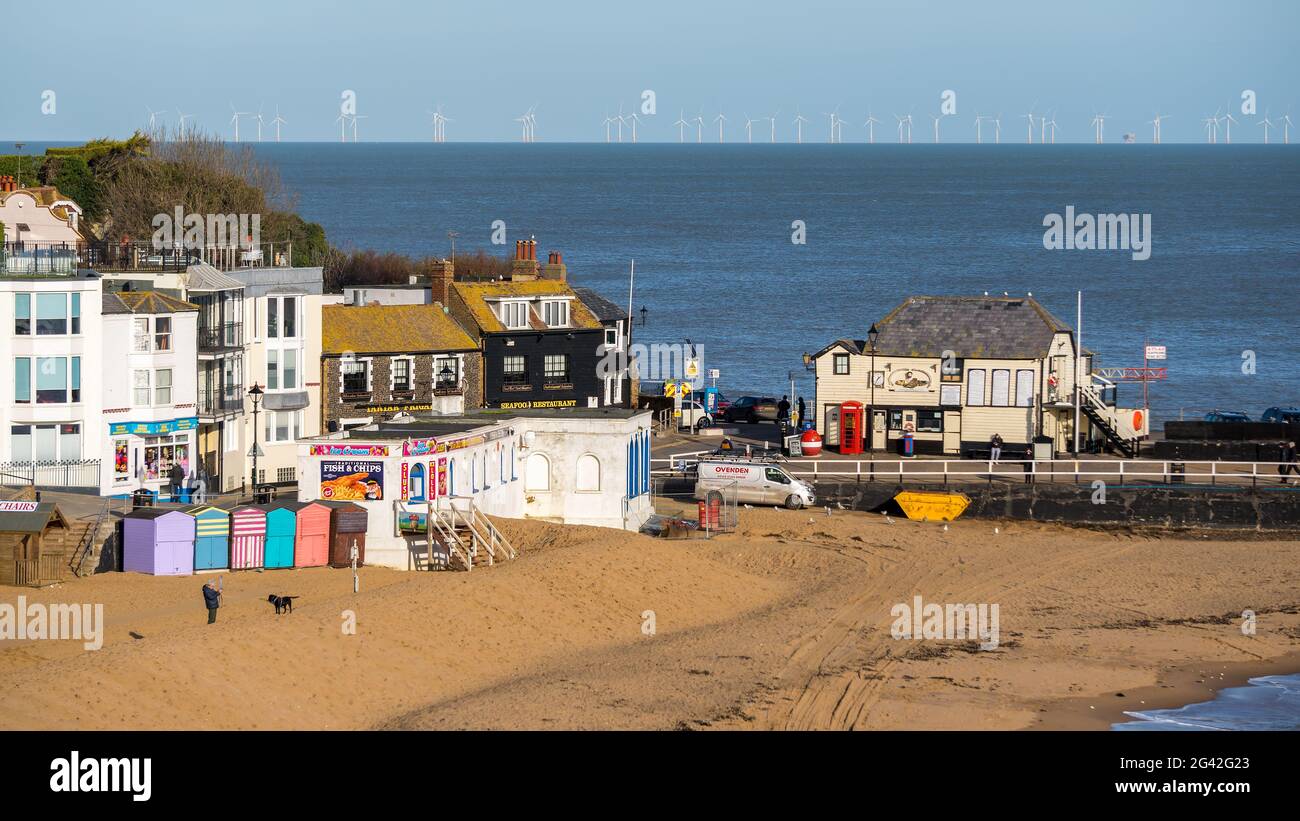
[838,401,864,454]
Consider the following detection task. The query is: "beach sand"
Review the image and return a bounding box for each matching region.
[1,509,1296,730]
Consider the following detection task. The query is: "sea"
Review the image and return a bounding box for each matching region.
[1113,673,1300,731]
[13,141,1300,424]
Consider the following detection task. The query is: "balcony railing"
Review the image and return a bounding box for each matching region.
[0,459,101,489]
[198,390,244,417]
[1,240,296,276]
[197,322,243,352]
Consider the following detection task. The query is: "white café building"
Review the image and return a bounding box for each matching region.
[297,408,655,570]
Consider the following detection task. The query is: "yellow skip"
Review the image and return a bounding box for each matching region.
[894,490,971,522]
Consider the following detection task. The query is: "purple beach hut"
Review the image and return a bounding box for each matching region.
[122,509,196,576]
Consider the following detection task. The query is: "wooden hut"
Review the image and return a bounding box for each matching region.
[293,502,332,568]
[262,502,300,569]
[122,509,195,576]
[0,500,73,587]
[187,506,230,571]
[229,505,267,570]
[321,501,367,568]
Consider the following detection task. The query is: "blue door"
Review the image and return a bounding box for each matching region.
[195,535,228,570]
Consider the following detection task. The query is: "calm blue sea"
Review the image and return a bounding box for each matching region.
[1114,673,1300,731]
[12,141,1300,423]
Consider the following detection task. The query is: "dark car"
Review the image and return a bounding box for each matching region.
[723,396,779,423]
[1261,407,1300,424]
[1203,411,1251,423]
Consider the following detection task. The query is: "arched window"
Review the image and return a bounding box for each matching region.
[410,463,426,501]
[525,452,551,491]
[576,453,601,492]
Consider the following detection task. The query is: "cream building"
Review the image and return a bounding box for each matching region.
[810,295,1148,457]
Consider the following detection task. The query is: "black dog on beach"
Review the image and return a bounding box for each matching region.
[267,594,299,615]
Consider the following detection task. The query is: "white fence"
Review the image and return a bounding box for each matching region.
[0,460,101,490]
[651,452,1297,488]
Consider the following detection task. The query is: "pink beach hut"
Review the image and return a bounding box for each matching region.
[229,505,267,570]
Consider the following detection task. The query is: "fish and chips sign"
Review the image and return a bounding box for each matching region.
[320,461,385,501]
[310,443,389,457]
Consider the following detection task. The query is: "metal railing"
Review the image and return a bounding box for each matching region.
[652,453,1300,488]
[0,459,100,489]
[1,240,295,276]
[197,389,244,417]
[197,322,243,351]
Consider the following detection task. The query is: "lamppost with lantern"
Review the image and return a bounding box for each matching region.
[867,323,880,452]
[248,382,263,494]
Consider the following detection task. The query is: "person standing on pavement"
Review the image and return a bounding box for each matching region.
[1279,441,1298,484]
[777,396,791,428]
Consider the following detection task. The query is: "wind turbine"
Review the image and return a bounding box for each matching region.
[1091,113,1107,144]
[229,104,250,142]
[1280,113,1293,144]
[146,106,167,130]
[930,113,945,143]
[974,114,985,144]
[1023,110,1036,143]
[1220,111,1237,144]
[1047,115,1059,144]
[175,109,193,130]
[768,110,779,142]
[1202,114,1220,143]
[527,105,538,142]
[793,112,809,143]
[673,111,688,143]
[864,113,881,144]
[271,106,286,142]
[825,109,838,143]
[602,114,614,143]
[1258,110,1273,144]
[693,113,704,143]
[744,113,758,143]
[1148,113,1169,144]
[714,113,727,143]
[992,114,1002,144]
[515,113,531,142]
[616,105,626,143]
[350,113,367,143]
[335,113,349,142]
[627,112,639,143]
[255,105,265,142]
[1040,110,1050,145]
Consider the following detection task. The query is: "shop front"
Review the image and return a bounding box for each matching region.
[106,417,199,499]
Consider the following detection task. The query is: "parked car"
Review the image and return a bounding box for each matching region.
[722,396,780,423]
[677,400,715,433]
[1261,407,1300,424]
[1203,411,1251,423]
[694,457,815,510]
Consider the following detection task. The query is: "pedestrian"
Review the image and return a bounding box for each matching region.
[796,396,806,429]
[990,433,1003,463]
[777,395,791,427]
[169,461,185,501]
[202,579,221,624]
[1279,441,1298,484]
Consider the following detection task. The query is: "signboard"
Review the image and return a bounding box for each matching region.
[0,501,39,513]
[1145,345,1166,361]
[364,402,433,414]
[400,462,409,500]
[940,384,962,406]
[684,357,703,389]
[320,460,385,501]
[498,399,577,409]
[889,369,932,393]
[437,458,448,497]
[108,417,198,437]
[403,438,437,457]
[397,510,428,534]
[708,369,720,380]
[310,443,389,457]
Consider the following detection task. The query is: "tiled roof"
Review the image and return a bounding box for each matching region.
[322,304,477,355]
[451,279,603,333]
[0,185,80,210]
[572,287,628,322]
[103,291,199,315]
[872,296,1072,359]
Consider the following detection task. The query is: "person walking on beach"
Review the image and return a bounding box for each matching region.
[1280,441,1298,484]
[990,433,1004,463]
[202,580,221,624]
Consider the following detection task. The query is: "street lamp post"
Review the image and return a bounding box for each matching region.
[867,323,880,453]
[248,382,263,495]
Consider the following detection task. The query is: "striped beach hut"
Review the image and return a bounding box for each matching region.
[187,506,230,571]
[262,502,300,569]
[293,502,332,568]
[122,509,195,576]
[229,506,267,570]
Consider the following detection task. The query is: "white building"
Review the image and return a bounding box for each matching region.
[99,291,199,498]
[0,272,104,489]
[296,408,656,570]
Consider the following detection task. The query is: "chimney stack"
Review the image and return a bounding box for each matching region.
[541,249,567,282]
[510,236,541,279]
[429,257,455,304]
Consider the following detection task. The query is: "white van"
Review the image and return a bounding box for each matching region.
[694,458,815,509]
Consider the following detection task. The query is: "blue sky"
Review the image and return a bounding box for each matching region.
[5,0,1297,143]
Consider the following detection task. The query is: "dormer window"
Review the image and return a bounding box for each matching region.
[497,301,528,329]
[541,300,568,328]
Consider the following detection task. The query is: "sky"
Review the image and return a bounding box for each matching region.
[3,0,1297,144]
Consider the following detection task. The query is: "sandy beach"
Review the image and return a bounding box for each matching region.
[1,509,1296,730]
